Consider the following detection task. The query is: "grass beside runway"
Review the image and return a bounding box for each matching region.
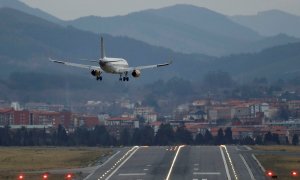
[0,147,112,180]
[253,145,300,180]
[253,145,300,152]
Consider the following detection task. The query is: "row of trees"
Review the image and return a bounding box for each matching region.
[0,124,299,146]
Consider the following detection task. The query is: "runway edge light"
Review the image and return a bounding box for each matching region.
[18,174,24,180]
[266,170,278,179]
[291,170,298,177]
[42,172,49,179]
[65,173,73,179]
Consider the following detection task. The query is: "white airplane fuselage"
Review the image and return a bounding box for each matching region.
[99,57,129,74]
[49,36,171,81]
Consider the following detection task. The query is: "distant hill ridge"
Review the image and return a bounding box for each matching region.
[1,1,299,56]
[0,0,61,23]
[66,4,299,56]
[231,9,300,38]
[0,7,300,84]
[0,7,211,83]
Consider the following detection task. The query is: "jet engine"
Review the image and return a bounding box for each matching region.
[132,69,141,78]
[91,70,101,77]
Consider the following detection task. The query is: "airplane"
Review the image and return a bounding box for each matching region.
[49,37,172,81]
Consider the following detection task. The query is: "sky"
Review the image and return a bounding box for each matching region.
[21,0,300,20]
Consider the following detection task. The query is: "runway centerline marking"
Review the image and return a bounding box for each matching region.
[118,173,146,176]
[193,172,221,175]
[240,154,255,180]
[165,145,185,180]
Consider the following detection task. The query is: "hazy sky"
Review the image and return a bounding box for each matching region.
[21,0,300,20]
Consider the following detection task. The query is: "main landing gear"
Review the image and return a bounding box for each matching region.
[119,73,129,82]
[96,76,102,81]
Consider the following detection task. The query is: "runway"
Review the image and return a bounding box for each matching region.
[85,145,265,180]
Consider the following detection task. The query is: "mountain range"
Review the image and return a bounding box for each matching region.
[0,4,300,102]
[0,7,211,81]
[1,1,299,56]
[0,0,61,23]
[231,10,300,38]
[65,4,299,56]
[1,7,299,83]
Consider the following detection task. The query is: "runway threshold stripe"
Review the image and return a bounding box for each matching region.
[239,154,256,180]
[118,173,146,176]
[193,172,221,175]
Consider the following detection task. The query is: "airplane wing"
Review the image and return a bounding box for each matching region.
[119,61,172,72]
[49,58,101,70]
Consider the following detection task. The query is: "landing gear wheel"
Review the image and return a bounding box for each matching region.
[123,77,126,81]
[126,77,129,81]
[96,76,103,81]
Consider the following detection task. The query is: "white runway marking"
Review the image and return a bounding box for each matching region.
[239,154,255,180]
[251,154,265,172]
[194,168,199,171]
[193,172,221,175]
[105,146,139,180]
[165,145,185,180]
[220,146,232,180]
[143,168,148,171]
[118,173,146,176]
[194,163,199,166]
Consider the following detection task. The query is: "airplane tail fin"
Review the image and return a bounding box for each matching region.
[101,36,105,59]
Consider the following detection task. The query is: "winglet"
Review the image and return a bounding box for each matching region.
[48,58,65,64]
[157,60,173,67]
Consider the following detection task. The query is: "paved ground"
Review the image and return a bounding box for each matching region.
[84,145,266,180]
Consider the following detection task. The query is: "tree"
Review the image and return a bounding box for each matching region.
[175,126,193,145]
[56,124,68,146]
[73,126,90,146]
[292,134,299,145]
[195,133,204,145]
[131,128,141,145]
[215,128,224,145]
[120,128,131,146]
[155,124,175,145]
[203,71,235,89]
[272,133,280,145]
[139,126,155,146]
[255,135,263,145]
[91,125,111,146]
[264,131,273,144]
[203,129,213,145]
[224,127,233,144]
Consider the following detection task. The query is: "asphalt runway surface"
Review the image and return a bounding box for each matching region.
[85,145,266,180]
